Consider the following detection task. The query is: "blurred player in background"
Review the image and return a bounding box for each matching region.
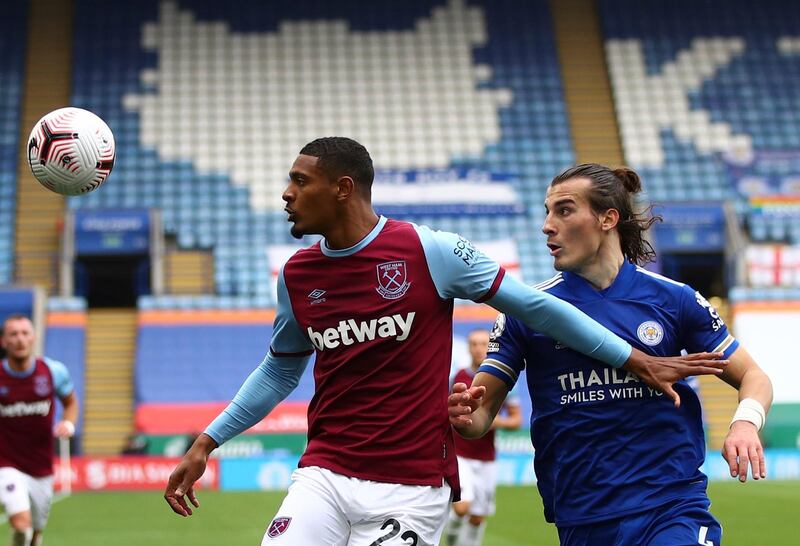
[0,315,78,546]
[445,328,521,546]
[449,164,773,546]
[165,139,727,545]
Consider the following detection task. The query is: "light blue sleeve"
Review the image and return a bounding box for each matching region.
[44,358,74,398]
[487,274,633,368]
[414,225,503,301]
[205,266,313,446]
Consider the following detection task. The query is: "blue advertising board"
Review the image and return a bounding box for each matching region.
[74,209,150,255]
[218,449,800,491]
[652,203,726,253]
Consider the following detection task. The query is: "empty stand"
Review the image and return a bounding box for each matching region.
[0,2,27,284]
[68,0,578,302]
[81,308,137,454]
[14,0,73,293]
[551,0,624,165]
[600,0,800,206]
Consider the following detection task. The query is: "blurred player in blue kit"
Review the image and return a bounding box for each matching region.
[449,164,773,546]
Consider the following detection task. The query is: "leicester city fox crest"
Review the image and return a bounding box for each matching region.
[637,321,664,347]
[375,260,411,300]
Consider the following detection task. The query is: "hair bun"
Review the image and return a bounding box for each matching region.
[613,167,642,193]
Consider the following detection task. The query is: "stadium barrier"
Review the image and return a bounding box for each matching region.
[53,456,219,492]
[49,449,800,492]
[139,433,307,457]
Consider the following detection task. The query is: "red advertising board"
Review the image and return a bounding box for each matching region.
[53,456,219,492]
[135,401,308,434]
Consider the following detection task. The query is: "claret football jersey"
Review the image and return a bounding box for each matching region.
[0,357,74,477]
[479,261,739,527]
[278,217,507,489]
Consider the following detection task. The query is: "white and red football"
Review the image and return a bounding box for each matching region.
[27,107,115,196]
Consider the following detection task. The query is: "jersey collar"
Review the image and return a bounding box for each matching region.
[1,358,37,378]
[320,216,387,257]
[561,260,636,300]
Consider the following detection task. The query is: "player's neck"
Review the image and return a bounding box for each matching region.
[323,205,380,250]
[574,246,625,291]
[5,356,33,373]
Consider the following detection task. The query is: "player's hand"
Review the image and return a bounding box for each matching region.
[623,349,728,408]
[53,420,75,438]
[448,382,486,429]
[722,420,766,483]
[164,434,216,517]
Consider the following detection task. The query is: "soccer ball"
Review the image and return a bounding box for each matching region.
[27,107,116,196]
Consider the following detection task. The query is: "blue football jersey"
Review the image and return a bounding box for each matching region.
[479,261,739,527]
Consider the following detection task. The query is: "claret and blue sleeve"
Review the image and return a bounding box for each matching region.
[205,266,313,446]
[415,225,632,368]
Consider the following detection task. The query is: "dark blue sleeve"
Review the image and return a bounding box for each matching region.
[477,313,528,389]
[679,285,739,358]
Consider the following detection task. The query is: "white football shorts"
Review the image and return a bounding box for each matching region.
[0,467,54,530]
[456,456,497,517]
[261,466,452,545]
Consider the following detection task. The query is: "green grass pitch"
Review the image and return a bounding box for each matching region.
[5,481,799,545]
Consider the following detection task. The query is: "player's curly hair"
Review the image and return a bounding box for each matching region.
[550,163,662,265]
[300,137,374,196]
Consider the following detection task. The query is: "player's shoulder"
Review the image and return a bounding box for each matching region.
[41,357,70,376]
[283,242,323,270]
[630,265,691,297]
[532,273,566,294]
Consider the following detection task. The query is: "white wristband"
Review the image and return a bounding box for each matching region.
[730,398,766,431]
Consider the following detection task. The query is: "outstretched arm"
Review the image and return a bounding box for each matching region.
[719,346,773,482]
[417,227,726,406]
[488,275,727,406]
[164,350,310,516]
[449,372,510,439]
[164,265,313,517]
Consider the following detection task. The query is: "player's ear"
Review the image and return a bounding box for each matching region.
[335,175,355,201]
[600,208,619,231]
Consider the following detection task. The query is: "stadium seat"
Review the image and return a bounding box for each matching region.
[0,2,27,283]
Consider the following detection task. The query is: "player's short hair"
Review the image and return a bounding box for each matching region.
[1,313,33,334]
[550,164,662,265]
[467,328,490,339]
[299,137,374,197]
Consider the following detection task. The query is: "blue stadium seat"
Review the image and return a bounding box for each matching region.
[600,0,800,246]
[0,2,27,283]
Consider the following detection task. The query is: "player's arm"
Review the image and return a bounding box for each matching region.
[491,397,522,431]
[680,287,772,482]
[46,358,79,437]
[56,391,79,438]
[719,346,773,482]
[165,266,313,517]
[449,372,510,439]
[417,226,727,405]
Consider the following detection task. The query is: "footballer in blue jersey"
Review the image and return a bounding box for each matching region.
[449,164,773,546]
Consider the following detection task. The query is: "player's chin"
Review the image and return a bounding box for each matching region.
[289,223,305,239]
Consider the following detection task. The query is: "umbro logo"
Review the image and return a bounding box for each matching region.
[308,289,326,305]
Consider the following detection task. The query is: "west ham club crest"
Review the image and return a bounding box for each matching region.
[375,261,411,300]
[267,516,292,538]
[34,375,51,397]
